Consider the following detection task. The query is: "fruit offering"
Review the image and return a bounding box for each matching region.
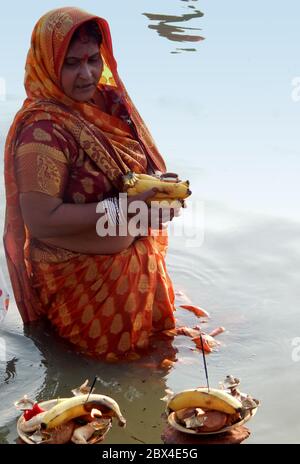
[163,375,260,435]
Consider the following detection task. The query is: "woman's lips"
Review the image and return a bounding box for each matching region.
[76,83,95,91]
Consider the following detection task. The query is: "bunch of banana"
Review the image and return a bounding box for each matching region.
[166,388,242,415]
[41,394,126,430]
[122,171,191,206]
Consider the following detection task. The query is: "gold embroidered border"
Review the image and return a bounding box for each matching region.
[16,142,68,164]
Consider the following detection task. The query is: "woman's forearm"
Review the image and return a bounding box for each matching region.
[40,201,102,237]
[19,192,148,254]
[20,192,114,239]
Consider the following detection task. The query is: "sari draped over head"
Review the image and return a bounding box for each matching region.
[4,7,176,360]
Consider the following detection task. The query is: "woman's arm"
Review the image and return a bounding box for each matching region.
[19,188,167,255]
[19,191,138,255]
[20,192,102,238]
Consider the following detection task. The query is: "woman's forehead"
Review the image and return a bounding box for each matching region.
[66,39,100,58]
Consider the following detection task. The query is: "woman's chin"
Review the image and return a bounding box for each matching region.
[72,86,96,102]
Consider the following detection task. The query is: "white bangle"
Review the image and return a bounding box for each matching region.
[101,197,120,225]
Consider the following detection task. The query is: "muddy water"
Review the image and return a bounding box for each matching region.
[1,0,300,444]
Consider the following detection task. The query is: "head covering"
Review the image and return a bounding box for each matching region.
[4,7,167,323]
[23,7,166,173]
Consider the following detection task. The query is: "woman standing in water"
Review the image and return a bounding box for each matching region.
[4,7,180,361]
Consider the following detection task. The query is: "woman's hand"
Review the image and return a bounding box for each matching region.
[151,172,187,209]
[126,188,180,234]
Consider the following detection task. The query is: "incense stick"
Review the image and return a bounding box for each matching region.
[199,333,210,391]
[86,376,98,402]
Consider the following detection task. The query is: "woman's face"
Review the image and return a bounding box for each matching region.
[61,38,103,102]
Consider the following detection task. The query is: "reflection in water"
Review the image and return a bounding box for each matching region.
[4,356,18,382]
[0,327,45,434]
[142,0,204,52]
[171,48,197,54]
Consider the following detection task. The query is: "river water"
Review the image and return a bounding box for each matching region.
[1,0,300,444]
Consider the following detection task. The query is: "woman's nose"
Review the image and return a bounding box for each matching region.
[78,62,93,80]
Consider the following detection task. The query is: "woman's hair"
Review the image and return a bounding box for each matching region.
[70,20,102,46]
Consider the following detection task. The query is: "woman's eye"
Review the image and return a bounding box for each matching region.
[65,60,78,67]
[64,56,101,67]
[89,57,100,63]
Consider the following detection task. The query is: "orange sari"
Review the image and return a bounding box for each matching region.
[4,7,176,360]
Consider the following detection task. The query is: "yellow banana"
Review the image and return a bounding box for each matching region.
[133,172,162,182]
[167,388,242,415]
[122,171,191,200]
[127,180,190,197]
[123,172,160,186]
[41,394,126,430]
[127,172,180,183]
